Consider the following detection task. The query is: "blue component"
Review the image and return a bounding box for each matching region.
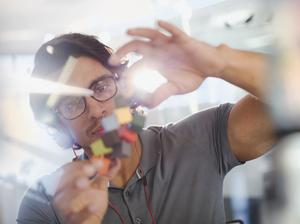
[101,113,120,132]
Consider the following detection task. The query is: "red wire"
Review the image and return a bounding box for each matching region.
[143,183,157,224]
[108,166,157,224]
[140,167,157,224]
[109,201,126,224]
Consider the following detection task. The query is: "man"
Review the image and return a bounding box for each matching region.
[17,21,276,224]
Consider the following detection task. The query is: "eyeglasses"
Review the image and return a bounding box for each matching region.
[56,74,118,120]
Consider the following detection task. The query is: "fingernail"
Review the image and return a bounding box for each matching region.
[76,178,89,189]
[84,165,96,176]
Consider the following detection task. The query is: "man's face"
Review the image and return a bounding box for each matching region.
[58,56,116,149]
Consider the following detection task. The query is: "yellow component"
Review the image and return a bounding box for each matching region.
[90,139,113,156]
[115,107,133,124]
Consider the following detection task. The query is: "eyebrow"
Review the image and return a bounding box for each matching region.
[88,74,114,89]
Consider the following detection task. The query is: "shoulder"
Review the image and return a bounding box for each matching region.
[139,103,234,153]
[154,103,234,137]
[17,168,65,223]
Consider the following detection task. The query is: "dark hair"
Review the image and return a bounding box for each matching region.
[30,33,125,127]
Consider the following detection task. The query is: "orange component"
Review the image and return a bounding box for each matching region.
[119,125,138,143]
[92,156,111,176]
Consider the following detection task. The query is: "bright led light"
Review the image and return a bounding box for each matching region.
[132,68,167,93]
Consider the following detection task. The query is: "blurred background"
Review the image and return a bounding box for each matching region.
[0,0,299,223]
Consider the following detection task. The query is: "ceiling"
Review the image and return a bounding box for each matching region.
[0,0,274,54]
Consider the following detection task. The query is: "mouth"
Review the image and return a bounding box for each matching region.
[91,126,104,136]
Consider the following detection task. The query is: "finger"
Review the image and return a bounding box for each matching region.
[127,28,169,41]
[157,20,186,37]
[55,160,103,194]
[109,40,152,66]
[67,206,105,224]
[82,214,103,224]
[53,187,80,218]
[53,183,107,221]
[91,175,109,190]
[142,82,179,108]
[70,189,107,213]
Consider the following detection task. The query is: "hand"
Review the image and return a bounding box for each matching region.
[109,20,226,108]
[52,159,121,224]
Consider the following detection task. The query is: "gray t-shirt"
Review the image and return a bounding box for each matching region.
[17,103,242,224]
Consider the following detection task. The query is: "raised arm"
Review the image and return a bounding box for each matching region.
[109,20,277,162]
[217,46,276,161]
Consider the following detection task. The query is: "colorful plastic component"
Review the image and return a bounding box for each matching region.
[115,107,133,124]
[90,89,148,167]
[101,113,119,133]
[130,113,146,133]
[102,130,122,147]
[110,141,132,158]
[92,156,111,176]
[119,125,138,143]
[90,139,113,156]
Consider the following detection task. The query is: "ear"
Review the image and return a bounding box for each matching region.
[53,130,74,149]
[50,122,74,149]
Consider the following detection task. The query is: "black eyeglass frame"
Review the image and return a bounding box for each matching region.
[54,74,118,120]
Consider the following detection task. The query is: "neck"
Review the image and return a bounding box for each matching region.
[84,139,142,188]
[111,139,142,188]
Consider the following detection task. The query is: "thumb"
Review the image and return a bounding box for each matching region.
[142,82,179,108]
[91,158,121,189]
[91,175,109,191]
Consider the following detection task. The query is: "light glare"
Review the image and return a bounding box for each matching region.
[132,68,167,93]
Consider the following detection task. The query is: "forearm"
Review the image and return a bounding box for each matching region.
[214,45,277,161]
[215,44,269,98]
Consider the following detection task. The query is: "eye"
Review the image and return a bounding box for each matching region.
[60,98,81,112]
[65,102,77,112]
[94,84,108,93]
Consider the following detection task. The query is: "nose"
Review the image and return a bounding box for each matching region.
[85,97,107,119]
